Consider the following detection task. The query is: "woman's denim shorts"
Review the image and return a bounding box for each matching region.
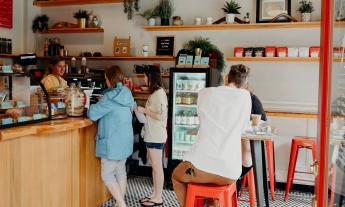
[145,142,165,150]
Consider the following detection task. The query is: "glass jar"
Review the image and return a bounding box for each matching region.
[176,93,182,104]
[48,88,67,119]
[175,112,182,124]
[176,79,183,90]
[191,94,197,105]
[65,83,86,117]
[181,93,187,104]
[182,79,189,90]
[186,93,192,105]
[194,113,199,125]
[187,111,194,125]
[181,111,187,125]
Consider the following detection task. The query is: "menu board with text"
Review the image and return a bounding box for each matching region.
[156,36,175,56]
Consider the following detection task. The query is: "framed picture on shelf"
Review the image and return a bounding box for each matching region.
[113,36,131,57]
[256,0,291,23]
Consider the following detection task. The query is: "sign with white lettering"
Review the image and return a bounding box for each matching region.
[156,36,175,56]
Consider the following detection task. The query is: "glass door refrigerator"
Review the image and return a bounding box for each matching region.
[167,67,210,171]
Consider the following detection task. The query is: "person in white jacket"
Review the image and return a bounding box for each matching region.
[172,64,252,207]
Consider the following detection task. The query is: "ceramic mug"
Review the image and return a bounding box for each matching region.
[142,45,149,57]
[206,17,213,25]
[195,17,202,25]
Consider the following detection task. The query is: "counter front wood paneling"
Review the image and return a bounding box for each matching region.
[0,118,110,207]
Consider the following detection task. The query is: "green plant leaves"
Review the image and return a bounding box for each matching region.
[222,1,241,14]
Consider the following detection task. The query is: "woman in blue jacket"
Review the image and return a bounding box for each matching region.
[88,65,134,207]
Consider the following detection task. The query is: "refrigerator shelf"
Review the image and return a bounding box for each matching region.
[175,141,194,145]
[175,104,197,108]
[174,124,199,128]
[176,90,200,93]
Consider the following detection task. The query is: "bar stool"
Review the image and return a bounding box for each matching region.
[284,136,316,201]
[239,168,256,207]
[241,140,276,200]
[185,183,237,207]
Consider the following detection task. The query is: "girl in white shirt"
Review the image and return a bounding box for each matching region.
[137,67,168,207]
[172,64,252,207]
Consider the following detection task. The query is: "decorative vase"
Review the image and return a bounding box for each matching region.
[226,13,236,24]
[148,18,156,26]
[161,18,170,26]
[301,13,311,22]
[195,48,203,56]
[66,83,86,117]
[78,18,86,28]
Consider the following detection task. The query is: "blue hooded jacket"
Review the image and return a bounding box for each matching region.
[87,83,135,160]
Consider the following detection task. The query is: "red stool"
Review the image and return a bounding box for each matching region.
[241,140,276,200]
[284,136,316,201]
[185,183,237,207]
[239,168,256,207]
[265,140,276,200]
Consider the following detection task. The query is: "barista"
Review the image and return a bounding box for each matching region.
[41,56,68,91]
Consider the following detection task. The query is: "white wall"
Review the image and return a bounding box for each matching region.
[28,0,322,112]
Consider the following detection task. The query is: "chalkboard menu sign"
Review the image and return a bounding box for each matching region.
[156,36,175,56]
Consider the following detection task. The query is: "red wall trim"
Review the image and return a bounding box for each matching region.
[317,0,334,206]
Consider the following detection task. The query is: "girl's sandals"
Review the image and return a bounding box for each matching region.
[139,197,151,203]
[140,200,163,207]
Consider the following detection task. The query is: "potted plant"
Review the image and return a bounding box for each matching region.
[139,8,157,26]
[297,0,314,22]
[155,0,173,26]
[73,9,90,28]
[222,0,241,24]
[123,0,140,20]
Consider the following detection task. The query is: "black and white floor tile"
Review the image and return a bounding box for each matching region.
[99,177,316,207]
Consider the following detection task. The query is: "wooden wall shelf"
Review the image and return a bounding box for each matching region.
[144,22,322,31]
[33,0,121,7]
[36,56,175,61]
[227,57,320,62]
[136,73,170,78]
[107,56,175,61]
[0,54,18,58]
[266,111,317,118]
[226,57,344,62]
[1,55,175,61]
[40,28,104,34]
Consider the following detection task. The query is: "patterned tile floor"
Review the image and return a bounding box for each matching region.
[100,177,315,207]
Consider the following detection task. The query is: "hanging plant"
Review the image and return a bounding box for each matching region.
[183,37,225,73]
[32,15,49,33]
[123,0,140,20]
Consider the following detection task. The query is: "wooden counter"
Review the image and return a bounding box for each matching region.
[0,118,111,207]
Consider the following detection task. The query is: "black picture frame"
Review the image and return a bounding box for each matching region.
[256,0,291,23]
[156,36,175,56]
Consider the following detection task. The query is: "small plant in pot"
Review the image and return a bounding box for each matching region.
[139,8,157,26]
[74,9,90,28]
[297,0,314,22]
[222,0,241,24]
[155,0,173,26]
